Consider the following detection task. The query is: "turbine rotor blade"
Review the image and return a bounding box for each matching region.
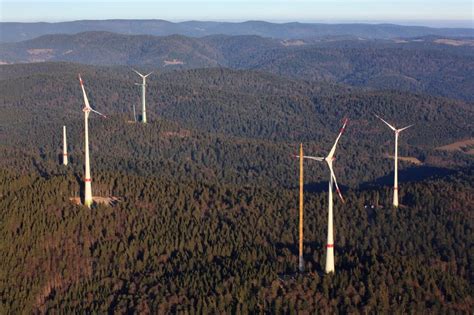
[78,74,106,117]
[398,124,414,133]
[375,114,396,131]
[144,71,153,77]
[90,108,107,118]
[291,153,324,161]
[328,163,345,203]
[78,74,91,109]
[302,156,325,161]
[132,68,145,77]
[327,118,348,159]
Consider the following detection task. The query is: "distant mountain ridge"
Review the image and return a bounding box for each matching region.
[0,19,472,43]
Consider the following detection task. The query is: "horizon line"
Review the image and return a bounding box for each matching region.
[1,18,473,29]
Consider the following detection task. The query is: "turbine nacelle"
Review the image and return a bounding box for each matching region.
[396,124,414,134]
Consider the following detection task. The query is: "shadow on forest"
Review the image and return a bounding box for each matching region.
[32,158,50,179]
[359,165,456,189]
[287,181,349,194]
[73,173,85,203]
[288,166,455,194]
[304,181,334,194]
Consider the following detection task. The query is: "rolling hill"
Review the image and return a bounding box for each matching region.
[0,62,472,189]
[1,32,474,101]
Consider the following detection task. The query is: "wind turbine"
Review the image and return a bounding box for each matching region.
[132,69,153,124]
[299,118,348,274]
[62,125,68,166]
[78,74,106,208]
[375,114,413,208]
[298,143,304,272]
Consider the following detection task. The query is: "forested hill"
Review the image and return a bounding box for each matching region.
[1,19,472,43]
[0,62,472,189]
[1,32,473,101]
[1,62,472,145]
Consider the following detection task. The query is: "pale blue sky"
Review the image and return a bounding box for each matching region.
[1,0,472,27]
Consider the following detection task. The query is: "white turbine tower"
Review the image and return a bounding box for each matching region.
[297,143,304,272]
[375,114,413,208]
[79,74,106,208]
[301,118,348,274]
[62,125,68,166]
[132,69,153,124]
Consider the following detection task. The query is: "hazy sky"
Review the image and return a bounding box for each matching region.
[1,0,473,27]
